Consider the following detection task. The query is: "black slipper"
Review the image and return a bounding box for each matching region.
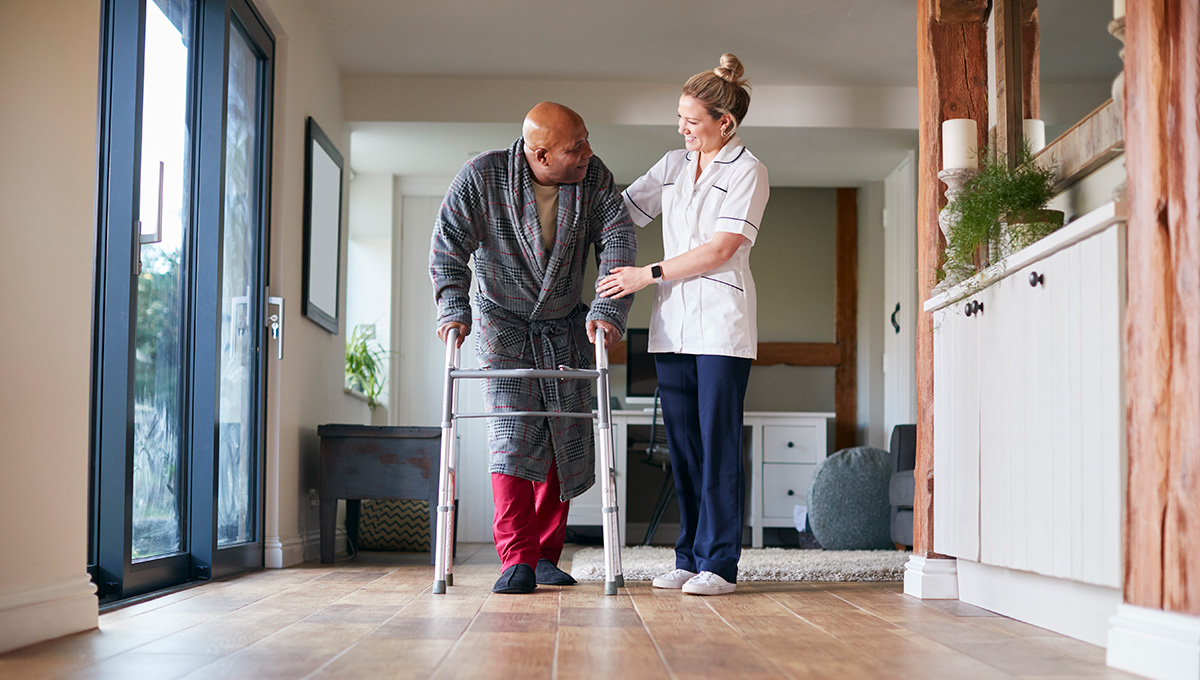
[535,558,577,586]
[493,563,537,594]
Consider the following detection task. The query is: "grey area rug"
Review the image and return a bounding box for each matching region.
[569,546,909,582]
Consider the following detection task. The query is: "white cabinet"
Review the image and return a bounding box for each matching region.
[927,205,1126,589]
[569,411,833,548]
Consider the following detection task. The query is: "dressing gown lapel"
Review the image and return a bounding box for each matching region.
[511,144,549,280]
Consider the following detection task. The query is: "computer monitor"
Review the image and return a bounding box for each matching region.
[624,328,658,406]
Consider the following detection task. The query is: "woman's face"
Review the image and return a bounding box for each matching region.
[678,94,728,155]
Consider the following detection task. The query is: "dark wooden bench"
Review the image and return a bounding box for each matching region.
[318,425,450,563]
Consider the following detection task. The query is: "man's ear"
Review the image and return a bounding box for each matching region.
[533,147,549,165]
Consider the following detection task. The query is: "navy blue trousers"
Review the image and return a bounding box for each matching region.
[654,353,752,583]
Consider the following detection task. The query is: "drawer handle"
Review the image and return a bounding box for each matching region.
[787,441,794,448]
[1029,271,1044,287]
[964,300,984,317]
[787,490,795,496]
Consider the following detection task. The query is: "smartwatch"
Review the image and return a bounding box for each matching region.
[650,263,664,282]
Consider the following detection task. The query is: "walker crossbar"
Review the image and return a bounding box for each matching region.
[451,368,601,380]
[432,326,624,596]
[453,411,597,420]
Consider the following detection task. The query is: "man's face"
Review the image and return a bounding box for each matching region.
[535,120,593,185]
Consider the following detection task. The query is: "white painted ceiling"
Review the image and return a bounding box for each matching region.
[303,0,1122,188]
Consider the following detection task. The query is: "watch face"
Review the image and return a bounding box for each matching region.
[651,264,663,279]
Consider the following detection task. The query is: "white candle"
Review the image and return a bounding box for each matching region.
[1114,0,1125,19]
[942,118,978,171]
[1023,119,1046,153]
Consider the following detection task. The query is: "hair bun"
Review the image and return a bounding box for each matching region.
[713,53,746,86]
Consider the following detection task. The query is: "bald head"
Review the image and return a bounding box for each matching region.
[522,102,593,186]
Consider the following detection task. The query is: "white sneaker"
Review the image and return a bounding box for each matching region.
[652,568,697,589]
[682,571,736,596]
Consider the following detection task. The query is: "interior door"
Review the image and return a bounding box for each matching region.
[883,152,918,436]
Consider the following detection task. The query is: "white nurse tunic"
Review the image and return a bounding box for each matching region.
[622,136,769,359]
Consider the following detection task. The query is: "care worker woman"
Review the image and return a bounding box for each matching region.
[598,53,768,596]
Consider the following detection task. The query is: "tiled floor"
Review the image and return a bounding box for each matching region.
[0,544,1140,679]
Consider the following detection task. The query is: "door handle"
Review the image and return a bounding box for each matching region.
[891,302,901,334]
[266,294,284,360]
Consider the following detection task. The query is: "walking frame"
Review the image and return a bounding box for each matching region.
[433,326,625,595]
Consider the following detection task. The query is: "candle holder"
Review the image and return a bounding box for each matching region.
[1109,16,1127,203]
[937,167,978,242]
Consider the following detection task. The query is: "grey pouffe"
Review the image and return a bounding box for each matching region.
[806,446,893,550]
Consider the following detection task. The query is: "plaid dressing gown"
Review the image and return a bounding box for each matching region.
[430,139,637,500]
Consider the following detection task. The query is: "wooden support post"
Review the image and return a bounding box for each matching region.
[835,188,858,450]
[1125,0,1200,616]
[916,0,988,558]
[1021,0,1040,120]
[995,0,1024,165]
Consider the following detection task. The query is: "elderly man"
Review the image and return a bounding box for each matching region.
[430,102,636,594]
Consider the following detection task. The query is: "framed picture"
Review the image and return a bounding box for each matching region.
[302,117,344,334]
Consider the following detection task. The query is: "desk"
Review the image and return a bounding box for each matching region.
[567,410,834,548]
[317,425,443,563]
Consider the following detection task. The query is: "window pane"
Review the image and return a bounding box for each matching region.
[217,25,261,547]
[132,0,192,561]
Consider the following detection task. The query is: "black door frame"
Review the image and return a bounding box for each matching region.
[89,0,274,603]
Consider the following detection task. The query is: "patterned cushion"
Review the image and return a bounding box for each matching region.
[806,446,893,550]
[358,499,430,551]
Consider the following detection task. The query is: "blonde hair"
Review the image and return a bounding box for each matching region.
[682,53,751,135]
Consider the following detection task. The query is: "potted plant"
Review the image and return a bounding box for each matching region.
[345,323,386,411]
[941,145,1062,284]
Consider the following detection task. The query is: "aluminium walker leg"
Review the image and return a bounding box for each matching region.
[593,327,624,594]
[433,329,460,594]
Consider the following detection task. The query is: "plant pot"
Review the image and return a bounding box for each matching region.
[1000,208,1065,254]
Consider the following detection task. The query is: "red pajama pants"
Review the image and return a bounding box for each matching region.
[491,458,570,570]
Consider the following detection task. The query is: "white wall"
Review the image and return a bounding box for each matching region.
[255,0,370,568]
[0,0,102,653]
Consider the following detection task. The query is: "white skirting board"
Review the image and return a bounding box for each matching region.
[957,558,1121,646]
[264,533,306,569]
[1108,604,1200,680]
[903,555,959,599]
[0,574,97,654]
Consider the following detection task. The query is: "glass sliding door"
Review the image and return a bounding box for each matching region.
[91,0,274,602]
[132,0,191,563]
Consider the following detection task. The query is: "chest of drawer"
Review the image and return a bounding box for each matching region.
[763,424,820,464]
[762,463,816,519]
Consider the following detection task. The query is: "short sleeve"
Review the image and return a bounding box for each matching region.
[714,160,769,246]
[622,153,670,227]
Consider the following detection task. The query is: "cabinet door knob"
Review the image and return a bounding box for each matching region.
[787,441,794,448]
[787,490,795,496]
[964,300,984,317]
[1029,271,1044,287]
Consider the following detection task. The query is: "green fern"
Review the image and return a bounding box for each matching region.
[942,144,1059,282]
[346,324,386,410]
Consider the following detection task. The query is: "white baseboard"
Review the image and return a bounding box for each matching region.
[903,555,959,599]
[0,574,97,654]
[264,533,306,569]
[302,529,347,564]
[957,559,1121,646]
[1108,603,1200,680]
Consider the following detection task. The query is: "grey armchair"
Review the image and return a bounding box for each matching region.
[889,424,917,549]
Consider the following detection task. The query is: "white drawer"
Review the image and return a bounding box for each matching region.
[762,463,815,518]
[763,425,820,464]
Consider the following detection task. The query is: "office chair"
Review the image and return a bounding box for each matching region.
[641,388,675,546]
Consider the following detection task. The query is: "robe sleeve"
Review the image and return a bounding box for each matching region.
[586,166,638,334]
[430,161,487,329]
